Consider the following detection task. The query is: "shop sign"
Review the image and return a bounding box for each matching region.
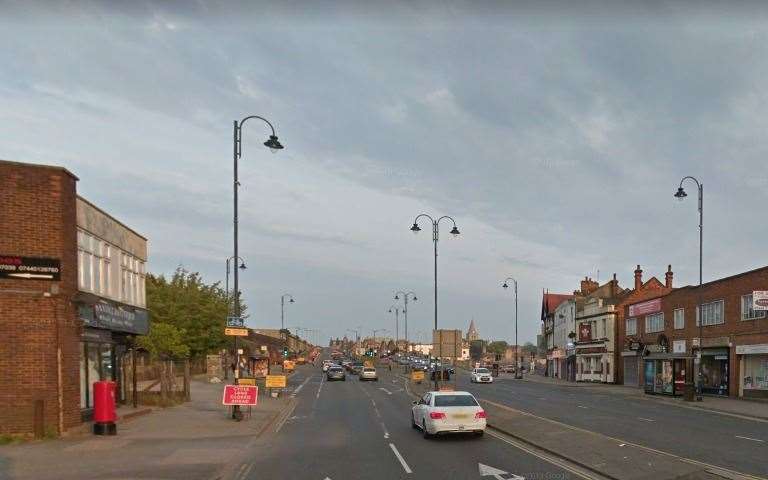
[80,302,149,335]
[222,385,258,406]
[646,344,665,353]
[753,291,768,311]
[673,340,686,354]
[629,298,662,317]
[82,328,112,343]
[578,323,592,342]
[0,255,61,281]
[735,344,768,355]
[629,341,643,351]
[551,349,565,359]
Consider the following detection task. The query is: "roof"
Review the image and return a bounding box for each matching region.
[0,158,79,181]
[428,391,473,396]
[541,292,574,319]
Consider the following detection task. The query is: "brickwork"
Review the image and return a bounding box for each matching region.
[0,160,81,434]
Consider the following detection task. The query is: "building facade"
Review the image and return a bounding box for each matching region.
[552,298,577,380]
[541,290,575,377]
[0,160,148,436]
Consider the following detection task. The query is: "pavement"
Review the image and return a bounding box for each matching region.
[0,370,303,480]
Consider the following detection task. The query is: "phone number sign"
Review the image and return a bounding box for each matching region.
[222,385,258,406]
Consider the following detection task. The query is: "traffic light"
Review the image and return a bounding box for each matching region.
[282,346,289,357]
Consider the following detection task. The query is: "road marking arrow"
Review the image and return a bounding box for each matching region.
[478,463,525,480]
[8,273,54,279]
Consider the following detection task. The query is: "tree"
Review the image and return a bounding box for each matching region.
[486,340,509,355]
[137,322,189,404]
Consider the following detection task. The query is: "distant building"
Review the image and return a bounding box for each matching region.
[466,319,479,342]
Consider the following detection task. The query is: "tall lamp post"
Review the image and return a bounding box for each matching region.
[395,291,417,352]
[388,305,401,351]
[410,213,461,390]
[231,115,283,419]
[674,176,704,402]
[281,294,295,330]
[502,277,522,379]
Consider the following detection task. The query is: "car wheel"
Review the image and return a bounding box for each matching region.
[411,413,418,429]
[475,430,484,437]
[422,420,432,439]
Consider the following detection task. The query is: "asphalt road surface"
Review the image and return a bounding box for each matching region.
[241,362,585,480]
[453,369,768,478]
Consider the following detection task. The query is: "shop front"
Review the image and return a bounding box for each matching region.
[643,354,689,396]
[77,295,149,417]
[737,344,768,399]
[700,347,730,396]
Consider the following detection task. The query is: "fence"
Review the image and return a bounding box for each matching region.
[120,353,206,407]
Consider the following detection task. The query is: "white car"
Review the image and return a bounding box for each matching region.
[411,391,486,437]
[322,361,333,372]
[470,368,493,383]
[359,367,378,381]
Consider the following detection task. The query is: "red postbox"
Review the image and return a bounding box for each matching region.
[92,380,117,435]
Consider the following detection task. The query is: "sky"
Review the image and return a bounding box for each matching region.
[2,1,768,346]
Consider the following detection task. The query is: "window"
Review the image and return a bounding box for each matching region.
[645,313,664,333]
[697,300,725,326]
[626,318,637,335]
[674,308,685,329]
[742,294,767,321]
[434,395,479,407]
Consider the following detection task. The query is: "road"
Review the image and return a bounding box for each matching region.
[240,362,586,480]
[453,369,768,477]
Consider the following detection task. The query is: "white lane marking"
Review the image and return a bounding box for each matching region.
[291,376,312,397]
[379,387,393,395]
[389,443,412,474]
[316,376,325,399]
[577,405,588,409]
[638,417,655,422]
[371,399,382,418]
[381,422,390,439]
[240,463,253,479]
[735,435,765,443]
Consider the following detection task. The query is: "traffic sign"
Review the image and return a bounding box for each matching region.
[237,377,256,386]
[266,375,287,388]
[226,316,245,328]
[225,327,249,336]
[222,385,258,406]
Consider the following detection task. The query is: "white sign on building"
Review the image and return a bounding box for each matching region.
[753,291,768,311]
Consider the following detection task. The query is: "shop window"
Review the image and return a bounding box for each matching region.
[79,342,87,408]
[741,295,767,321]
[674,308,685,329]
[742,355,768,391]
[626,317,637,335]
[87,344,100,408]
[697,300,725,327]
[645,313,664,333]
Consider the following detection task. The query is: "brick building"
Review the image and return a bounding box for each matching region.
[0,159,148,436]
[620,264,768,399]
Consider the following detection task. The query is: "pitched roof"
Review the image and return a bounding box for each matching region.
[541,292,574,319]
[467,319,478,334]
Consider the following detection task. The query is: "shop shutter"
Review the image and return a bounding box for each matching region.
[623,356,639,386]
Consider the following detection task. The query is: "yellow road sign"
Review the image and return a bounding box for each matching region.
[225,327,249,336]
[411,370,425,382]
[237,377,256,386]
[266,375,287,388]
[283,360,295,372]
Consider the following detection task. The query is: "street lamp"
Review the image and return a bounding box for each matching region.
[502,277,522,379]
[674,175,704,402]
[281,294,295,330]
[410,213,461,390]
[231,114,283,419]
[388,305,401,350]
[395,291,417,352]
[225,256,247,313]
[372,328,389,341]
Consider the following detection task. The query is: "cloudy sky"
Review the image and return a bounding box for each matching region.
[2,2,768,345]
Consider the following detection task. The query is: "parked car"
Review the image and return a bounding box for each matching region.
[501,365,516,373]
[351,363,364,375]
[411,391,486,438]
[470,368,493,383]
[326,366,346,381]
[359,367,378,381]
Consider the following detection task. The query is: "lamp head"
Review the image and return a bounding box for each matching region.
[289,298,295,303]
[410,223,421,234]
[449,226,460,236]
[674,186,687,201]
[413,295,417,301]
[502,282,509,289]
[394,294,399,300]
[239,262,247,270]
[264,135,284,153]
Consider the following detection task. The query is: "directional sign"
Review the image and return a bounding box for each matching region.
[266,375,287,388]
[0,256,60,281]
[226,316,245,328]
[225,327,249,336]
[479,463,525,480]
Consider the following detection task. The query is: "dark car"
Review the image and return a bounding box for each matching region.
[327,366,346,381]
[351,363,364,375]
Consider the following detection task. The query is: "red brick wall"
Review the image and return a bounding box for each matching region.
[0,161,81,435]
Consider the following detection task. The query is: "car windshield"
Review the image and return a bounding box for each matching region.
[329,367,342,372]
[434,395,479,407]
[476,369,490,374]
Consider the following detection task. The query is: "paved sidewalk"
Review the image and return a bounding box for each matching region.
[0,378,293,480]
[521,373,768,420]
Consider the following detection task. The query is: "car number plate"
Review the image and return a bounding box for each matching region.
[453,414,469,419]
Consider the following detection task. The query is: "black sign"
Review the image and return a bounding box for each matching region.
[79,301,149,335]
[0,255,61,281]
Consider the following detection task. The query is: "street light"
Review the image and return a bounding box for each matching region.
[225,256,247,313]
[231,114,283,419]
[281,294,295,330]
[372,328,389,341]
[502,277,522,379]
[388,305,402,350]
[674,175,704,402]
[410,213,461,390]
[395,291,417,352]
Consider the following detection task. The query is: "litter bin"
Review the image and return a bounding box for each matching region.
[683,382,695,402]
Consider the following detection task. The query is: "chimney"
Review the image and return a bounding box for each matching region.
[580,276,599,295]
[634,265,643,291]
[665,265,673,288]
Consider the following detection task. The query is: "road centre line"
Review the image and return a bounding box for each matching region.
[379,387,392,395]
[316,375,325,399]
[577,405,588,409]
[389,443,413,474]
[381,421,390,439]
[735,435,765,443]
[291,376,312,397]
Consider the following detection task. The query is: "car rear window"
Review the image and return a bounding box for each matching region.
[434,395,479,407]
[329,367,342,371]
[363,368,375,372]
[476,368,490,374]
